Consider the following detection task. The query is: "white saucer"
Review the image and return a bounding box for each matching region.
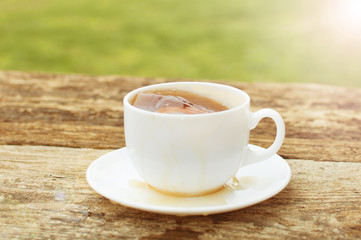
[86,145,291,216]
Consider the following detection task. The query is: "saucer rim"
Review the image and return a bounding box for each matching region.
[86,145,291,216]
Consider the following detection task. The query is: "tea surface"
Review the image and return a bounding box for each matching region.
[132,89,228,114]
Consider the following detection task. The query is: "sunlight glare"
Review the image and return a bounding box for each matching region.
[330,0,361,37]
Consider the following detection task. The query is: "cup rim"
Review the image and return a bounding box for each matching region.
[123,82,250,117]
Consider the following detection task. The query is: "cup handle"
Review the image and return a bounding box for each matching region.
[242,108,285,166]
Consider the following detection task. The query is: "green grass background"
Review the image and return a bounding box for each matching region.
[0,0,360,87]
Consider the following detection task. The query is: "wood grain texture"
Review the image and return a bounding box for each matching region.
[1,71,361,239]
[1,145,360,239]
[1,71,361,162]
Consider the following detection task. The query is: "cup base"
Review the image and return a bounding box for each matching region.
[148,184,225,197]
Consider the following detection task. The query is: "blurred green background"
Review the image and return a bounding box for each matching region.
[0,0,360,87]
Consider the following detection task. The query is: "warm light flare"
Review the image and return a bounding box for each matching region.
[329,0,361,37]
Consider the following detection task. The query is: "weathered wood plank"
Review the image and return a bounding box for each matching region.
[1,71,361,239]
[1,71,360,162]
[0,145,360,239]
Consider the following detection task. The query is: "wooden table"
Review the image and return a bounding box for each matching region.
[1,71,360,239]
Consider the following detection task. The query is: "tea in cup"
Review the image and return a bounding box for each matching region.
[123,82,285,196]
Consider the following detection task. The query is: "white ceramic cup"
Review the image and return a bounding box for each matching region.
[123,82,285,196]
